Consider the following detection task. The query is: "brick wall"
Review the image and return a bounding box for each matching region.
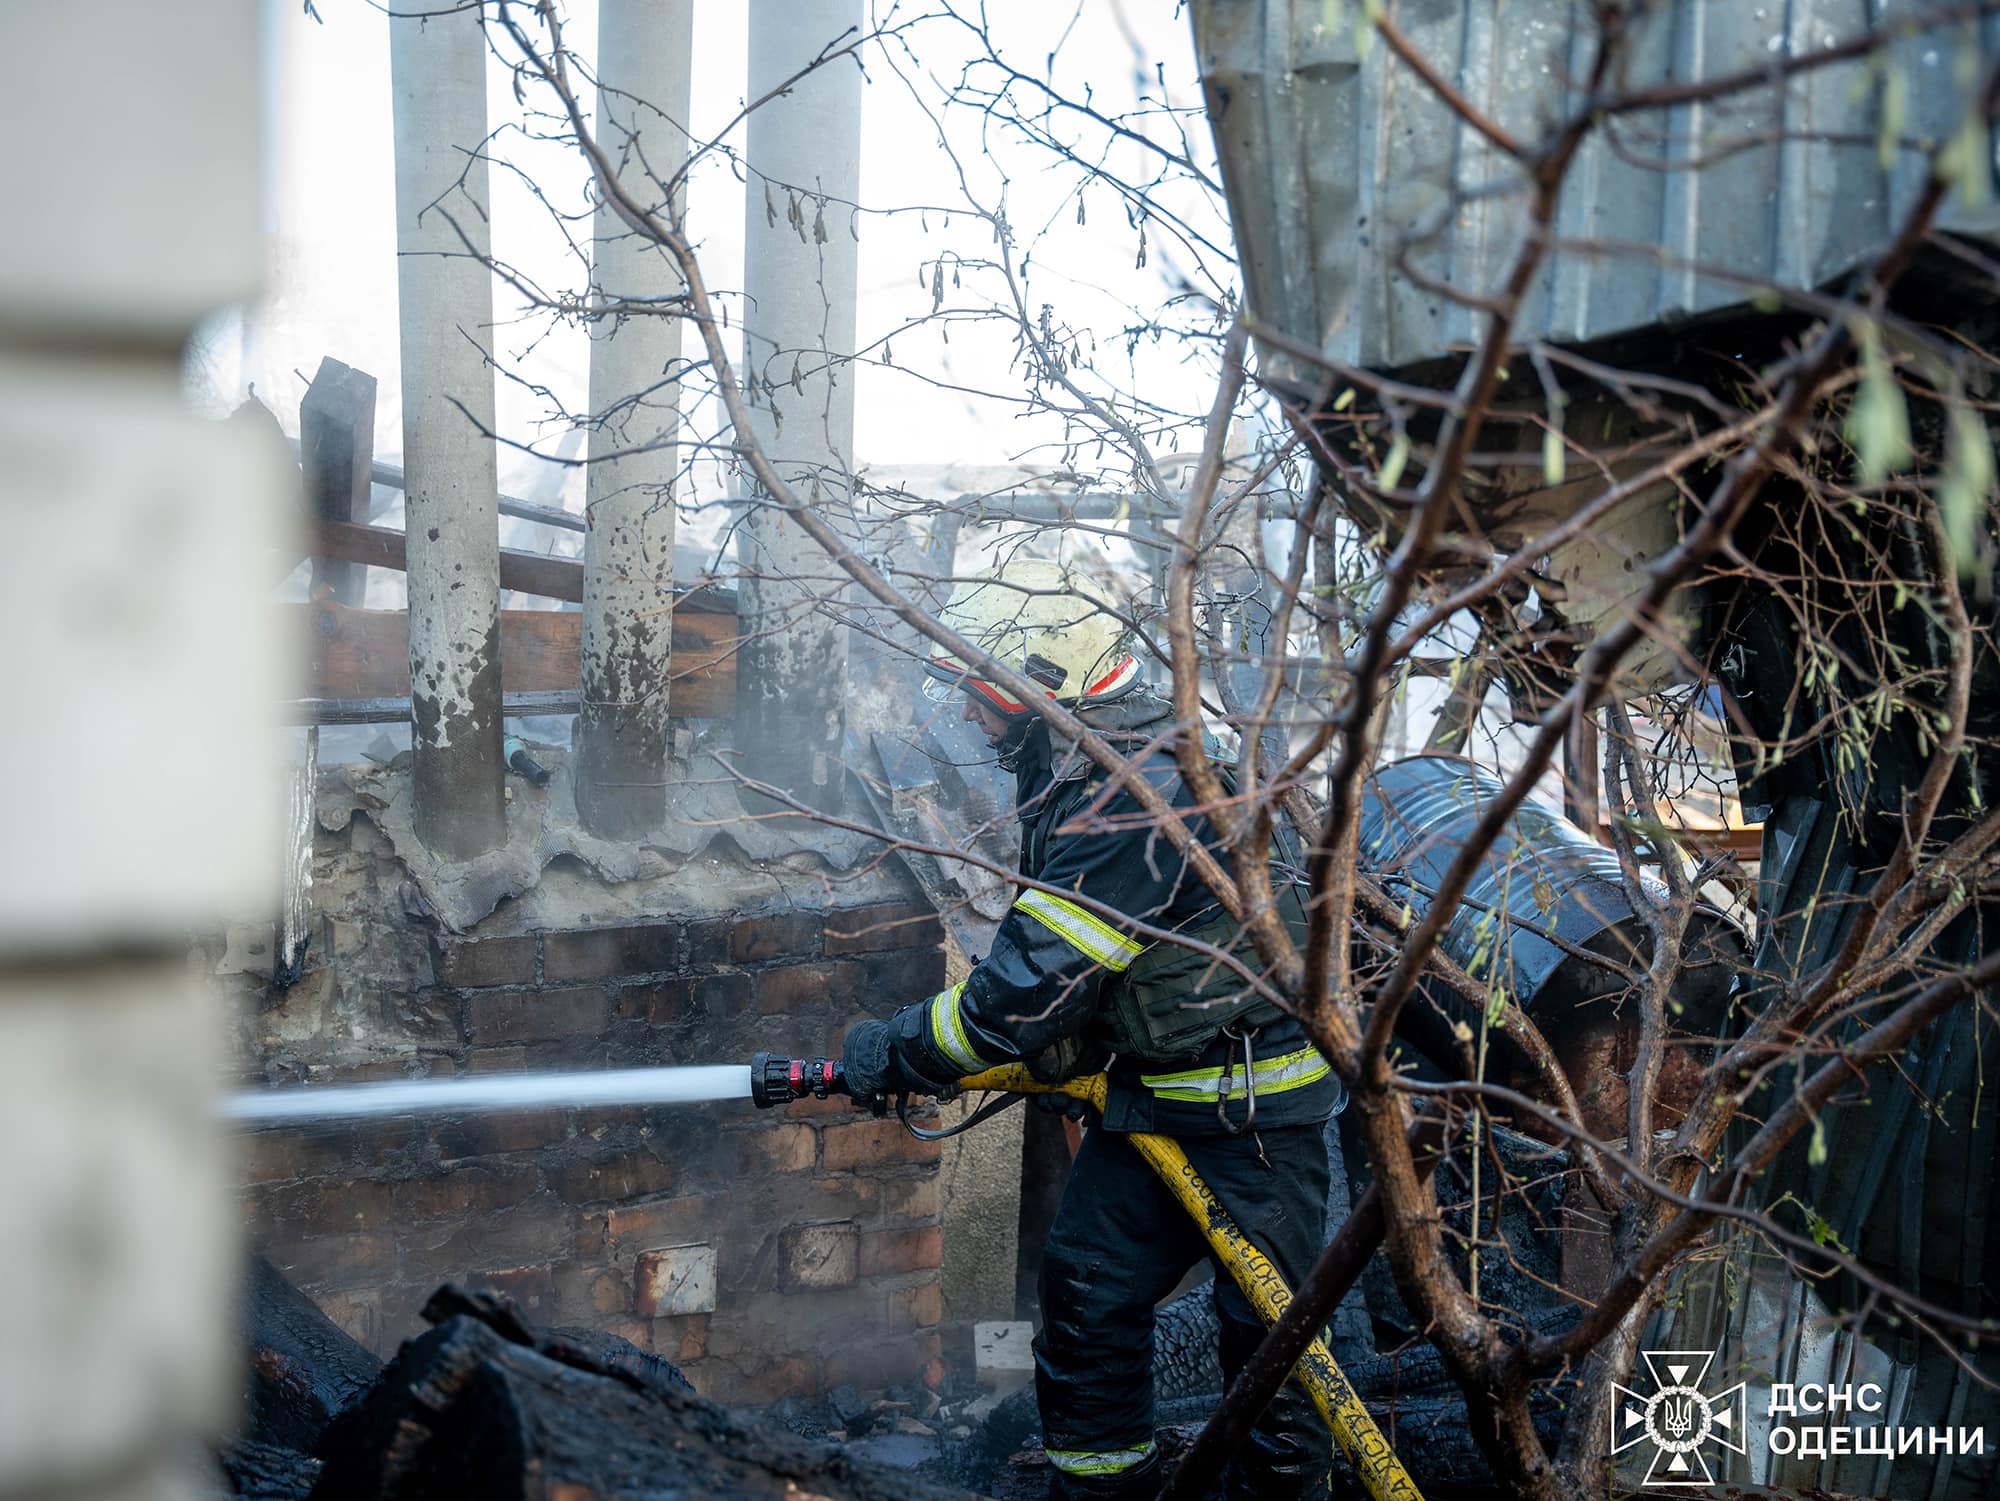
[236,858,949,1405]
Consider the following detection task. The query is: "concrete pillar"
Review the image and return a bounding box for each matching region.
[738,0,863,802]
[577,0,695,839]
[0,7,287,1500]
[390,3,506,858]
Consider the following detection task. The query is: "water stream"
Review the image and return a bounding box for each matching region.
[219,1064,754,1125]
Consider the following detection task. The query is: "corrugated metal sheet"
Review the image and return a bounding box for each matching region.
[1192,0,2000,378]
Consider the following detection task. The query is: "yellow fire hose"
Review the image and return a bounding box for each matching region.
[958,1065,1424,1501]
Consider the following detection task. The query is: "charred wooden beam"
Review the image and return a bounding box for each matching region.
[312,1286,975,1501]
[313,519,585,605]
[241,1254,379,1457]
[279,691,582,726]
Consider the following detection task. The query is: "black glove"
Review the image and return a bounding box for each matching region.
[841,1018,905,1106]
[1025,1034,1102,1084]
[843,1017,962,1112]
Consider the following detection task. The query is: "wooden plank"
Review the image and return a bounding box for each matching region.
[367,454,586,533]
[316,519,586,605]
[309,519,738,617]
[290,599,736,718]
[279,692,581,725]
[1594,821,1764,861]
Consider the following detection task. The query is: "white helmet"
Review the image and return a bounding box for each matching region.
[923,559,1142,716]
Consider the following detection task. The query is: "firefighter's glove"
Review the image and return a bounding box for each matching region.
[1025,1034,1099,1084]
[839,1019,901,1110]
[1030,1089,1091,1123]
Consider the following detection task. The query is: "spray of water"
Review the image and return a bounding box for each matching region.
[220,1064,754,1125]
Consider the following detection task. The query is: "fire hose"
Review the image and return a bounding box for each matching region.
[749,1053,1424,1501]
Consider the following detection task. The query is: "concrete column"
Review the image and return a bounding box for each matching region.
[391,3,506,858]
[738,0,863,801]
[0,7,286,1500]
[577,0,694,839]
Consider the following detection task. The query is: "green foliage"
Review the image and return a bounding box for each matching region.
[1940,398,1996,576]
[1844,326,1912,487]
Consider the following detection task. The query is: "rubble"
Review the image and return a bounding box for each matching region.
[226,1274,977,1501]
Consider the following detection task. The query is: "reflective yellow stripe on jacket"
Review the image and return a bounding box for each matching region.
[1015,888,1147,971]
[1141,1043,1331,1103]
[925,981,987,1073]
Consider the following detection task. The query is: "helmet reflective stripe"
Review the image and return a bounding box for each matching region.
[926,654,1030,712]
[1014,889,1147,972]
[1044,1442,1155,1476]
[926,982,986,1073]
[1141,1044,1331,1102]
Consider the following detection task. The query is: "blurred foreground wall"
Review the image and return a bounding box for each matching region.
[0,6,290,1499]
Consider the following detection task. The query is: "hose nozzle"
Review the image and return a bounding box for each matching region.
[750,1052,847,1109]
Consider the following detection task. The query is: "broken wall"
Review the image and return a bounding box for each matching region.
[218,765,950,1405]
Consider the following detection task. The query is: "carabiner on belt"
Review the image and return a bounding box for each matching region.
[1216,1024,1259,1135]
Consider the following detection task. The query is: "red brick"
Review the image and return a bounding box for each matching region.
[823,901,942,955]
[616,977,684,1022]
[463,1045,529,1075]
[754,960,865,1015]
[619,972,751,1028]
[551,1149,674,1205]
[398,1194,577,1277]
[607,1194,717,1248]
[266,1232,397,1287]
[241,1124,357,1184]
[431,1110,570,1161]
[654,1313,709,1363]
[554,1262,632,1317]
[887,1281,942,1331]
[727,1123,817,1174]
[311,1290,381,1350]
[821,1117,942,1170]
[254,1175,400,1233]
[330,1054,455,1084]
[543,924,680,981]
[433,934,537,988]
[785,1092,865,1121]
[732,910,825,964]
[859,947,946,1001]
[881,1175,942,1222]
[683,917,733,966]
[696,971,753,1012]
[464,986,609,1044]
[859,1225,943,1278]
[390,1164,540,1222]
[784,1222,858,1290]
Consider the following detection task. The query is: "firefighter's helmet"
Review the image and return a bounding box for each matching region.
[922,559,1140,716]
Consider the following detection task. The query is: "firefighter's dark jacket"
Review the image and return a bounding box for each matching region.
[881,691,1344,1135]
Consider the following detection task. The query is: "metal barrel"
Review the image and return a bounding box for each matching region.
[1360,755,1646,1010]
[1357,755,1738,1117]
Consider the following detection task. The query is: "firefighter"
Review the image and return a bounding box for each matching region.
[840,559,1343,1500]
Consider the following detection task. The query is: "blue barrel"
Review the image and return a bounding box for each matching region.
[1358,755,1739,1131]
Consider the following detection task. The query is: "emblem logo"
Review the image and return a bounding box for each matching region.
[1611,1349,1748,1486]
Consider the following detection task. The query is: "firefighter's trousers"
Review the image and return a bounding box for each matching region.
[1033,1121,1334,1499]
